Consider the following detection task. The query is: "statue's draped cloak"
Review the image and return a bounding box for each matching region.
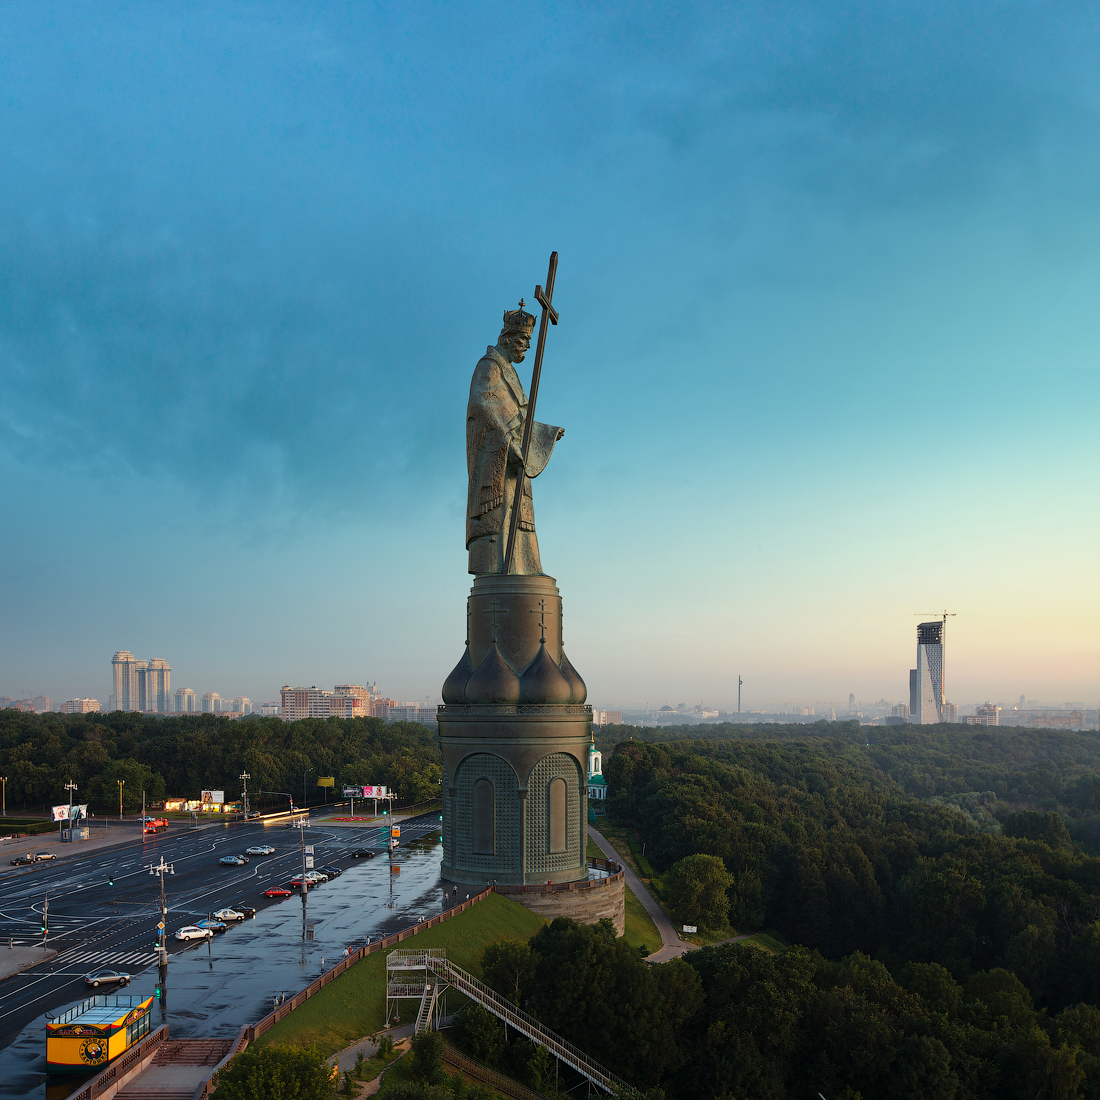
[466,346,561,575]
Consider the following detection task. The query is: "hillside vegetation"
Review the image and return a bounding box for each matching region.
[0,709,442,813]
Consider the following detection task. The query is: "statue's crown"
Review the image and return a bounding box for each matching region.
[500,299,536,337]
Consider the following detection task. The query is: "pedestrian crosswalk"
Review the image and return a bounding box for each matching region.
[55,948,156,968]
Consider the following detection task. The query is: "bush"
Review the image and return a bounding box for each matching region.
[215,1044,336,1100]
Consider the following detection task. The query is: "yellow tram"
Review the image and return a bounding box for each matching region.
[46,993,154,1074]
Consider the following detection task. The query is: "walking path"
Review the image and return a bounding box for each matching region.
[586,824,754,963]
[586,824,690,963]
[0,945,57,981]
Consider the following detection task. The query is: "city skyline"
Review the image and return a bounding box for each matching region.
[0,4,1096,710]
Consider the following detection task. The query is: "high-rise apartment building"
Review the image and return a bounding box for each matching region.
[944,702,959,723]
[912,620,945,724]
[201,691,222,713]
[112,650,138,711]
[229,696,252,714]
[112,650,172,712]
[62,698,100,713]
[140,658,171,713]
[32,695,54,713]
[965,702,1000,727]
[333,684,371,718]
[175,688,197,713]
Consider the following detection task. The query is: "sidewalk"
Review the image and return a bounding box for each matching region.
[586,824,692,963]
[0,945,57,981]
[330,1024,415,1073]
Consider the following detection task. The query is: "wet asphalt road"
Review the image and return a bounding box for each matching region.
[0,813,447,1098]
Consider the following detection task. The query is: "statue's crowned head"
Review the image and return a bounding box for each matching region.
[499,299,536,341]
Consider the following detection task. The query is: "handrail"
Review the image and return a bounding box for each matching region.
[59,1024,168,1100]
[431,958,632,1095]
[414,982,439,1034]
[442,1041,552,1100]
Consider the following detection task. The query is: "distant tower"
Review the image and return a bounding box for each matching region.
[848,693,855,715]
[914,621,945,723]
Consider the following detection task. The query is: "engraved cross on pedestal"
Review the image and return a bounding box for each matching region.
[529,598,548,644]
[483,599,510,642]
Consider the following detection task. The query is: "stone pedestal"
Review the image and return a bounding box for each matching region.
[438,574,590,887]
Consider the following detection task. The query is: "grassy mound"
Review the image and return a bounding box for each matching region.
[256,892,546,1057]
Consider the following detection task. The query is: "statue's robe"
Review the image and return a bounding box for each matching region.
[466,345,562,575]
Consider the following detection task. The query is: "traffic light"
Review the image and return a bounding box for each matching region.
[154,984,162,1000]
[108,874,114,886]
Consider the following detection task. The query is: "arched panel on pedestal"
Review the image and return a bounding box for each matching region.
[526,752,584,876]
[453,753,519,875]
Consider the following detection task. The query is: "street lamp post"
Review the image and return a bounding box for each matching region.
[150,856,174,1007]
[1,776,7,817]
[118,779,125,821]
[239,772,251,818]
[303,766,314,811]
[63,780,77,837]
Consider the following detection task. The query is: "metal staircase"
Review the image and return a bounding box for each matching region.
[386,949,633,1096]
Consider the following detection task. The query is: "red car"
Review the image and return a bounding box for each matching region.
[263,886,292,898]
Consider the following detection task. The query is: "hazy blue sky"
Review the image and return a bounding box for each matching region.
[1,1,1097,711]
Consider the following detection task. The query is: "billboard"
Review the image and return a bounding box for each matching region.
[343,786,364,798]
[52,804,89,822]
[316,777,335,787]
[200,790,225,805]
[363,785,387,797]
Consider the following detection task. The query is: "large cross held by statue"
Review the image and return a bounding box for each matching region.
[502,251,559,575]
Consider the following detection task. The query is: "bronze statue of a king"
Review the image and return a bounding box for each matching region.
[438,272,592,888]
[465,302,563,576]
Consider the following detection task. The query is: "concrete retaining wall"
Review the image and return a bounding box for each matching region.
[495,858,625,935]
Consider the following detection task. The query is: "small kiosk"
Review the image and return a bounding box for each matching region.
[46,993,154,1074]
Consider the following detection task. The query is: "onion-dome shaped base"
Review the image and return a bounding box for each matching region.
[441,644,475,704]
[519,642,573,704]
[463,640,521,705]
[559,649,587,704]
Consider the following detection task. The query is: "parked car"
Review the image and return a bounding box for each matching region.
[319,866,342,877]
[350,849,375,859]
[10,855,34,865]
[289,875,316,890]
[35,852,56,861]
[196,918,227,933]
[234,904,257,917]
[212,908,246,922]
[85,969,130,988]
[245,845,275,856]
[175,925,214,942]
[263,886,292,898]
[304,870,327,883]
[219,855,248,866]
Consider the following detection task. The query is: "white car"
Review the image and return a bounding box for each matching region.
[304,870,327,883]
[175,925,214,942]
[245,845,275,856]
[212,907,246,922]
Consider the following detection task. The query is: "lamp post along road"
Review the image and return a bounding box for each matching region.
[150,856,174,1005]
[1,776,7,817]
[239,772,251,817]
[118,779,125,821]
[63,780,77,837]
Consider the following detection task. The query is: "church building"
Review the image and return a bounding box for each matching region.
[587,739,606,801]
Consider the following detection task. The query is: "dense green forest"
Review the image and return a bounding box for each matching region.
[597,721,1100,848]
[459,916,1100,1100]
[582,731,1100,1098]
[0,709,442,814]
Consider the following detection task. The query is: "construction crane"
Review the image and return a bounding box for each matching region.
[914,609,956,628]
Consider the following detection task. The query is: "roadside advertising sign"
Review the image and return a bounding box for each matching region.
[363,785,387,797]
[200,790,225,805]
[342,786,361,798]
[316,777,334,787]
[51,805,70,822]
[682,925,698,933]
